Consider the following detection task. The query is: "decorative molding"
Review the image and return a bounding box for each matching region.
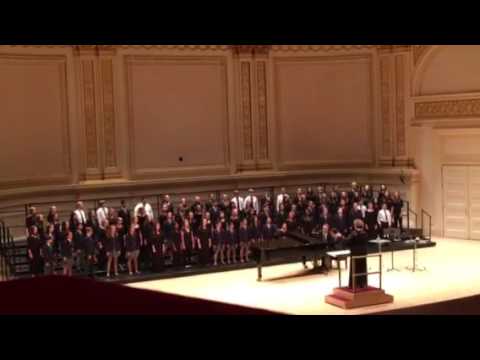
[100,59,117,169]
[256,61,269,161]
[415,98,480,119]
[118,45,230,51]
[81,60,99,170]
[271,45,376,52]
[240,61,254,161]
[413,45,431,65]
[380,56,393,158]
[232,45,271,56]
[395,55,406,157]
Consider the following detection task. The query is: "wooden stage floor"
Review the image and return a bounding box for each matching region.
[128,238,480,315]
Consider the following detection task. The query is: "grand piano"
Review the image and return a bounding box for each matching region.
[250,231,437,281]
[250,231,329,281]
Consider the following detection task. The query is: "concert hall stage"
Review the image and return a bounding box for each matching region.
[128,237,480,315]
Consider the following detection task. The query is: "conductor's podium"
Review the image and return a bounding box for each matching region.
[325,251,394,309]
[326,287,394,309]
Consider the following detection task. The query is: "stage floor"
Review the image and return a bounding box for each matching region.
[128,237,480,315]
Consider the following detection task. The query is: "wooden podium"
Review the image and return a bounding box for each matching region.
[325,252,394,309]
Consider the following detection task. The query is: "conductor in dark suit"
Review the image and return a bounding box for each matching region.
[345,219,369,290]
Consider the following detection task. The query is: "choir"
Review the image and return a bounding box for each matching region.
[24,183,404,278]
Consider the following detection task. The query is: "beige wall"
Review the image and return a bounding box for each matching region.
[125,55,231,179]
[411,45,480,236]
[273,55,374,170]
[0,49,77,188]
[0,45,421,225]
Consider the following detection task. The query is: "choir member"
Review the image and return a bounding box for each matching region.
[231,190,245,213]
[181,219,195,267]
[151,222,164,273]
[178,198,189,214]
[118,200,131,231]
[47,206,58,225]
[172,222,183,267]
[306,187,316,203]
[364,202,378,239]
[362,184,374,204]
[26,206,37,230]
[125,226,141,276]
[238,219,249,263]
[73,201,87,229]
[44,224,56,247]
[348,203,364,231]
[213,222,225,266]
[84,226,98,278]
[36,214,46,242]
[249,215,261,245]
[276,187,288,213]
[226,222,237,265]
[27,226,43,277]
[62,231,74,277]
[275,203,286,227]
[391,191,404,229]
[162,194,174,213]
[262,217,278,244]
[261,192,274,214]
[285,211,298,232]
[377,203,392,238]
[197,218,212,267]
[105,225,121,278]
[134,197,154,222]
[334,207,348,236]
[245,188,259,214]
[42,236,56,276]
[73,223,86,274]
[302,207,315,235]
[205,193,217,212]
[96,200,109,230]
[86,209,99,231]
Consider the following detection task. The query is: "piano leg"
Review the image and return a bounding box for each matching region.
[257,264,262,282]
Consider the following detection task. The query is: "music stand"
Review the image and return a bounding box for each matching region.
[386,228,401,272]
[405,238,426,272]
[369,238,390,271]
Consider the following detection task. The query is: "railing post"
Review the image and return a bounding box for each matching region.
[421,210,424,239]
[407,201,410,231]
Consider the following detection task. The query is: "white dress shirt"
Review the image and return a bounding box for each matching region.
[244,195,259,213]
[276,193,287,213]
[231,196,245,211]
[134,202,154,221]
[377,209,392,226]
[96,207,109,228]
[74,209,87,225]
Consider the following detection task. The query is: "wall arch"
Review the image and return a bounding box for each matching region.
[413,45,480,96]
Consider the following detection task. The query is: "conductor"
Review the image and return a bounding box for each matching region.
[345,219,369,290]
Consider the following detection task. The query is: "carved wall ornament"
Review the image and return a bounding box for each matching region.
[380,57,392,157]
[395,55,406,157]
[82,60,99,169]
[413,45,431,65]
[415,99,480,119]
[101,59,117,168]
[256,61,269,160]
[240,62,254,161]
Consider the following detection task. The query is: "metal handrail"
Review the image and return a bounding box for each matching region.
[421,209,432,241]
[351,253,383,291]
